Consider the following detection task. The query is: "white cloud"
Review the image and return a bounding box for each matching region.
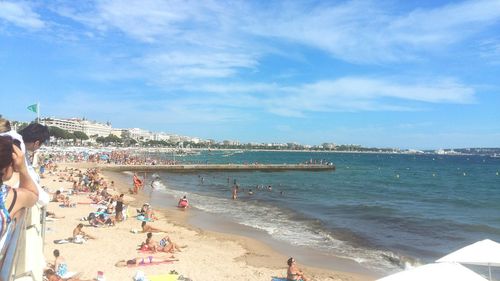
[54,0,500,71]
[170,76,476,117]
[248,0,500,63]
[266,77,475,116]
[0,1,45,29]
[140,50,259,82]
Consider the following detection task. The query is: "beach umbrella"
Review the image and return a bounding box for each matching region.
[376,262,488,281]
[437,239,500,280]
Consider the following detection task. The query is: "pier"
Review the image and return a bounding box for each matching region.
[98,163,335,172]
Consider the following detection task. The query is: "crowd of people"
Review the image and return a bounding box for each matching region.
[0,117,311,281]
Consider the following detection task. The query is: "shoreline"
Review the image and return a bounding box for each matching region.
[42,162,376,280]
[101,167,377,280]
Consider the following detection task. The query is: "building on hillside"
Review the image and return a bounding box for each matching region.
[80,120,112,137]
[153,132,171,142]
[223,140,240,146]
[42,117,111,137]
[127,128,153,141]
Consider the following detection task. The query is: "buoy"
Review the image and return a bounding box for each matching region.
[396,174,400,178]
[496,172,499,176]
[463,172,466,176]
[433,173,436,177]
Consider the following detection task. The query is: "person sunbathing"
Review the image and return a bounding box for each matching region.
[44,269,90,281]
[61,196,76,207]
[141,221,168,233]
[91,214,115,227]
[114,255,178,267]
[46,210,65,219]
[142,232,183,253]
[286,257,309,281]
[52,190,66,202]
[72,223,95,241]
[144,204,158,221]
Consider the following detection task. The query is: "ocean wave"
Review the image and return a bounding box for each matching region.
[154,182,413,273]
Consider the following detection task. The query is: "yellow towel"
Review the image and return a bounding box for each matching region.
[148,274,179,281]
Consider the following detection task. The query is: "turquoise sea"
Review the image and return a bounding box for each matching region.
[132,151,500,274]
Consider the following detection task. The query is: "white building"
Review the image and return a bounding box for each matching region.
[127,128,153,141]
[80,120,112,137]
[43,118,82,132]
[43,117,111,137]
[153,132,171,142]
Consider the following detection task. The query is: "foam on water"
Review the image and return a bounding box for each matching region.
[152,177,414,273]
[116,152,500,275]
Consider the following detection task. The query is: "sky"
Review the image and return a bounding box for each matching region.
[1,0,500,149]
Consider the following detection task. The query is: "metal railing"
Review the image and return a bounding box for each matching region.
[0,205,45,281]
[0,208,27,281]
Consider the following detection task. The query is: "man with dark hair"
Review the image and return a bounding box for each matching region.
[19,123,50,152]
[19,122,50,205]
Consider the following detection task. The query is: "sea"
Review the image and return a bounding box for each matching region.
[120,150,500,275]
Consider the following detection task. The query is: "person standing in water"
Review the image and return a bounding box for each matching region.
[132,173,143,194]
[231,180,238,200]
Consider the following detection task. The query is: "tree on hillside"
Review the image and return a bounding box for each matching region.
[49,126,73,139]
[73,131,89,140]
[105,134,122,144]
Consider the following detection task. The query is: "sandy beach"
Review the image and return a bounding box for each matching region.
[41,163,375,281]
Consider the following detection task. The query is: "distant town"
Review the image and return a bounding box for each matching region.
[7,116,500,157]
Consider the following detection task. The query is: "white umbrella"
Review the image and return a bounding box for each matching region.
[376,262,489,281]
[437,239,500,280]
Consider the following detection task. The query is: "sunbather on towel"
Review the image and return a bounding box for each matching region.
[73,223,96,241]
[286,257,309,281]
[114,255,177,267]
[44,269,90,281]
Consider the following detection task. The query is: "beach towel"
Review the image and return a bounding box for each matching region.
[148,274,179,281]
[127,259,176,268]
[53,238,84,244]
[59,204,76,208]
[137,215,152,222]
[54,239,70,244]
[60,271,77,279]
[271,278,288,281]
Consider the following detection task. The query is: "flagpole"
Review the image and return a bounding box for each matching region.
[37,102,40,123]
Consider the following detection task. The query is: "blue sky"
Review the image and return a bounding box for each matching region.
[1,0,500,149]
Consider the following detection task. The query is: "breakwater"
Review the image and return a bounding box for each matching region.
[98,163,335,172]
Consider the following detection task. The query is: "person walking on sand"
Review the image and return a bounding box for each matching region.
[287,257,309,281]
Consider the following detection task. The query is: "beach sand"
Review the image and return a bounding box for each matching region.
[41,163,375,281]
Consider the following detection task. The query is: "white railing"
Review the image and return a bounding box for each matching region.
[0,205,45,281]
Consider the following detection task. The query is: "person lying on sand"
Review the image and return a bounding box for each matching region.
[46,210,65,219]
[114,255,178,267]
[90,213,115,227]
[141,221,168,233]
[44,269,91,281]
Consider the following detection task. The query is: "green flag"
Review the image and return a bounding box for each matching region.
[27,104,38,113]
